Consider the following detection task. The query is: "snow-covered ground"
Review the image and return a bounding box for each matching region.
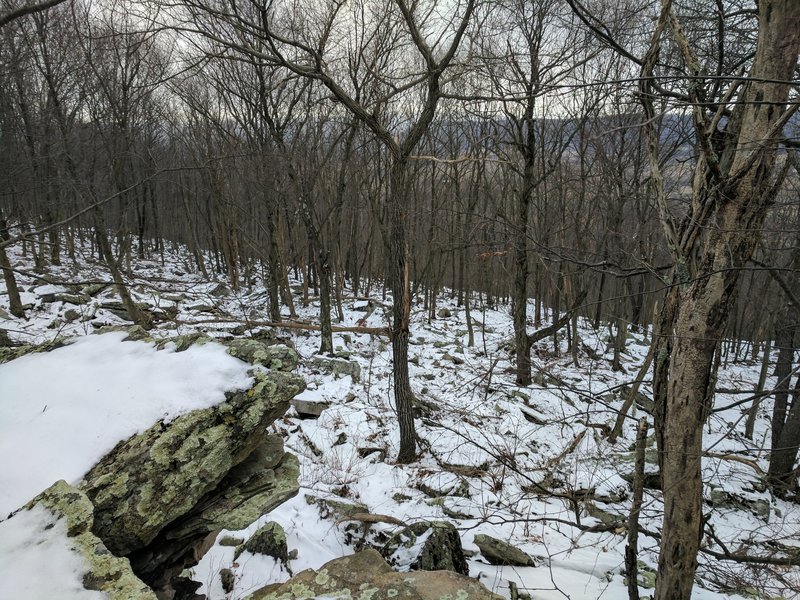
[0,239,797,600]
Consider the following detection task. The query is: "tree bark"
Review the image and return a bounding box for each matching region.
[653,2,800,597]
[390,159,417,463]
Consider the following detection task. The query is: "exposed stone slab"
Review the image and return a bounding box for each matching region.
[247,549,503,600]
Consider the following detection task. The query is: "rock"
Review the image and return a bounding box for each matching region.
[83,283,109,297]
[220,568,235,593]
[290,397,331,418]
[0,337,69,364]
[226,339,299,371]
[417,478,470,499]
[92,324,153,342]
[442,351,464,365]
[65,308,81,323]
[306,495,368,519]
[55,292,91,305]
[187,303,216,313]
[246,549,503,600]
[210,282,231,297]
[35,284,66,303]
[473,533,537,567]
[437,307,452,318]
[79,371,304,596]
[384,521,468,575]
[161,333,212,352]
[99,300,146,322]
[0,307,12,320]
[235,522,288,564]
[218,536,245,547]
[708,489,771,522]
[161,293,186,303]
[309,355,361,382]
[583,501,624,528]
[21,481,156,599]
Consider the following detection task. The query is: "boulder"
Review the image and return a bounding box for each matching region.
[79,370,304,596]
[473,533,537,567]
[247,549,503,600]
[309,355,361,382]
[290,396,331,418]
[19,480,156,599]
[226,339,298,371]
[235,521,289,564]
[437,307,452,318]
[384,521,468,575]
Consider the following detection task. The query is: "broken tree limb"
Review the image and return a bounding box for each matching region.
[608,347,655,444]
[527,289,588,347]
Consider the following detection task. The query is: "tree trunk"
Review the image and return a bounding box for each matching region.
[653,3,800,598]
[768,373,800,493]
[390,159,417,463]
[0,212,24,319]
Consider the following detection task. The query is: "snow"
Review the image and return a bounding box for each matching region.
[0,505,106,600]
[0,332,253,518]
[0,238,798,600]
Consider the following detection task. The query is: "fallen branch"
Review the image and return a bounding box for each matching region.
[336,513,408,527]
[703,452,765,476]
[176,317,391,338]
[546,429,587,469]
[608,347,655,444]
[528,289,588,347]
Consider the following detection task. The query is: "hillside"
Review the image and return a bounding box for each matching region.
[0,240,797,600]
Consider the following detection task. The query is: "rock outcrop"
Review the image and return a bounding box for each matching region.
[78,365,304,598]
[247,549,503,600]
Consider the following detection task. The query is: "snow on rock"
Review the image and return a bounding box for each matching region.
[0,504,108,600]
[0,332,254,517]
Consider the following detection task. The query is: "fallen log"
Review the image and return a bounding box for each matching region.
[176,317,391,338]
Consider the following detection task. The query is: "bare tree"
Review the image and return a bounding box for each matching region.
[175,0,477,462]
[633,1,800,597]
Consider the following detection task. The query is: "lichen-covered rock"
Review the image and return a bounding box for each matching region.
[384,521,468,575]
[79,370,305,556]
[235,521,289,563]
[473,534,537,567]
[0,337,69,364]
[247,549,503,600]
[226,339,299,371]
[23,480,156,599]
[55,292,91,305]
[306,494,368,519]
[92,324,153,342]
[309,355,361,382]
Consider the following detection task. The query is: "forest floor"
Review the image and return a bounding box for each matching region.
[0,240,798,600]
